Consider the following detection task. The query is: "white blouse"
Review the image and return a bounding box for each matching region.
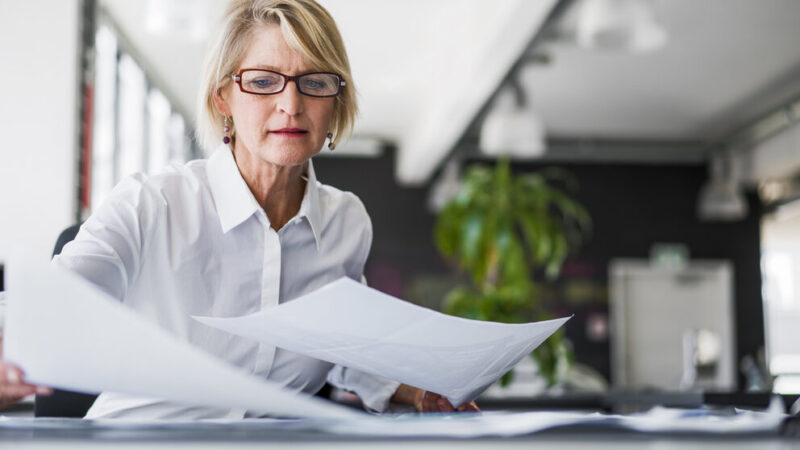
[52,145,399,419]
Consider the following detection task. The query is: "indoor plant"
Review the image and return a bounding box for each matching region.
[434,158,591,386]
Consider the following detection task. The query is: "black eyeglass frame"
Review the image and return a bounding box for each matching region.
[232,69,346,98]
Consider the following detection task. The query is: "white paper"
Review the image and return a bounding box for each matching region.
[2,406,782,437]
[194,277,570,406]
[0,401,785,437]
[612,396,788,434]
[2,259,363,420]
[325,410,606,437]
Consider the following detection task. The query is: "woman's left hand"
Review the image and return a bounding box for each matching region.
[393,384,479,413]
[414,389,480,413]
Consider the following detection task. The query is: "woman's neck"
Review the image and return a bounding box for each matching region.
[231,144,306,231]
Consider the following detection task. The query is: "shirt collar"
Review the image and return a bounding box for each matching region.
[297,160,323,251]
[207,145,260,233]
[206,145,323,250]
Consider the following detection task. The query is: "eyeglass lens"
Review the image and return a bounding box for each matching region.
[239,70,341,97]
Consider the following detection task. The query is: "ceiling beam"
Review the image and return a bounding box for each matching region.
[395,0,569,186]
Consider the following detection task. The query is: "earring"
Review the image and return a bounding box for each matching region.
[327,132,335,151]
[223,117,232,145]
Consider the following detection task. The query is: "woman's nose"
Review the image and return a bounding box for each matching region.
[276,81,304,116]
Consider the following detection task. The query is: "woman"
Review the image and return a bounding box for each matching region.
[0,0,477,417]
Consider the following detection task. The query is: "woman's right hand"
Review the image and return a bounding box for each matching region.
[0,332,54,409]
[0,360,53,409]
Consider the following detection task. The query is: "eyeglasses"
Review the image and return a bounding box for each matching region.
[232,69,345,97]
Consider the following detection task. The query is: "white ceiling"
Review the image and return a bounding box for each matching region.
[527,0,800,142]
[99,0,555,185]
[100,0,800,184]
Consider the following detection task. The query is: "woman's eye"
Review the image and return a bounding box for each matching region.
[302,77,328,90]
[251,78,276,88]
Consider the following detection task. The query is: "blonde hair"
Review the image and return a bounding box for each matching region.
[196,0,356,151]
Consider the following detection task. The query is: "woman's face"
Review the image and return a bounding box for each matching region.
[217,25,335,168]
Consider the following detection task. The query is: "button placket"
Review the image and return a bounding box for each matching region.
[253,218,281,377]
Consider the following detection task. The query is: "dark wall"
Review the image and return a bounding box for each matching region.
[314,150,448,299]
[511,160,764,387]
[313,149,764,389]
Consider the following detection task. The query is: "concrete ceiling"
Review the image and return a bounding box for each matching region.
[99,0,800,184]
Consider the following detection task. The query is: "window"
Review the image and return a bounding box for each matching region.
[87,23,200,214]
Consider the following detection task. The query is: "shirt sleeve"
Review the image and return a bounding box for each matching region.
[52,173,163,301]
[326,365,401,413]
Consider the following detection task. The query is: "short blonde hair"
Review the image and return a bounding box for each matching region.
[196,0,356,151]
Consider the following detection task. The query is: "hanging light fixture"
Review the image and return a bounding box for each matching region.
[146,0,210,41]
[480,81,547,159]
[697,153,749,221]
[576,0,668,53]
[427,159,463,213]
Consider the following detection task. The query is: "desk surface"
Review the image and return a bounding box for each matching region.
[1,427,799,450]
[3,396,799,449]
[2,413,800,450]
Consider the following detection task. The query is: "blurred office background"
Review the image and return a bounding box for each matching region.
[1,0,800,400]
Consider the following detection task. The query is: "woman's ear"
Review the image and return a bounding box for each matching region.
[212,87,232,116]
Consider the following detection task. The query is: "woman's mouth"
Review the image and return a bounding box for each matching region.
[270,128,308,137]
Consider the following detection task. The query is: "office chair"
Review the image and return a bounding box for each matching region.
[34,223,99,417]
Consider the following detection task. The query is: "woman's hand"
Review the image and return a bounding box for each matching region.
[0,335,53,410]
[393,384,480,413]
[414,389,480,413]
[0,360,52,410]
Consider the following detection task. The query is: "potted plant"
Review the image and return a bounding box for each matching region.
[434,158,591,386]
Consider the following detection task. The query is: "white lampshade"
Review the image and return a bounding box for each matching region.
[697,181,748,221]
[480,89,547,158]
[146,0,210,41]
[427,160,463,212]
[697,154,748,221]
[576,0,668,53]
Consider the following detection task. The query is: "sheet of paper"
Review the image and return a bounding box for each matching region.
[612,396,787,434]
[194,277,570,406]
[324,410,608,437]
[2,259,363,420]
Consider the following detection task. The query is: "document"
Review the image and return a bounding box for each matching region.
[2,260,363,420]
[612,396,787,434]
[194,277,570,406]
[1,404,784,437]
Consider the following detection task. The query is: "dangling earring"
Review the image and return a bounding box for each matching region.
[223,116,232,145]
[327,132,335,151]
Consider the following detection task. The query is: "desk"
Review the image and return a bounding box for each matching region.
[1,426,799,450]
[3,394,799,449]
[2,412,800,450]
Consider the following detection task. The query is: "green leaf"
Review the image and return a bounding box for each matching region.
[500,370,514,387]
[544,227,568,280]
[460,212,485,267]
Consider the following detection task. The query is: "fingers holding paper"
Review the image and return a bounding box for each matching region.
[0,360,54,409]
[419,390,480,413]
[398,385,479,413]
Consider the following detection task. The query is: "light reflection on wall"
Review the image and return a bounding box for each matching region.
[762,202,800,393]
